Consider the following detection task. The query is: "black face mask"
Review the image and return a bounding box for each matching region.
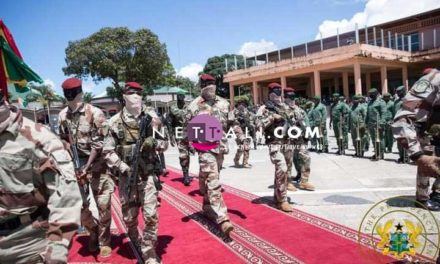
[369,93,378,100]
[271,88,282,96]
[284,92,295,101]
[64,87,83,101]
[397,92,405,98]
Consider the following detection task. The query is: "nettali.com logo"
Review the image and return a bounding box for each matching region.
[187,114,223,151]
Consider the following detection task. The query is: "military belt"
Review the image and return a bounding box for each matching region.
[0,206,49,234]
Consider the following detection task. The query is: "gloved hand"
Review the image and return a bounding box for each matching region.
[416,155,440,176]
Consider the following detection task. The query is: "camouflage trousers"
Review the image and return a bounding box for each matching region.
[350,126,367,155]
[333,122,348,149]
[284,145,311,183]
[384,123,394,152]
[368,127,385,154]
[269,144,290,203]
[310,126,328,151]
[198,151,229,224]
[80,159,114,247]
[234,137,251,165]
[119,174,159,261]
[177,139,190,172]
[416,166,440,202]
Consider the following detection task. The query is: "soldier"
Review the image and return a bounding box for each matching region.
[284,87,315,191]
[0,90,82,263]
[168,90,193,185]
[360,96,370,152]
[186,73,234,235]
[57,77,113,257]
[383,93,395,153]
[393,86,408,163]
[366,88,386,160]
[349,95,367,157]
[330,93,350,154]
[304,101,316,151]
[310,95,329,153]
[255,83,293,212]
[103,82,166,263]
[392,68,440,211]
[232,97,253,168]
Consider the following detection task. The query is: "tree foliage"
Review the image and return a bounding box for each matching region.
[26,83,62,109]
[63,27,172,98]
[82,92,93,103]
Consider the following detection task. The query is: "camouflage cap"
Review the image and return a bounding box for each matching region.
[312,95,321,100]
[368,88,378,94]
[332,93,340,97]
[352,94,362,100]
[305,101,314,107]
[383,92,391,97]
[395,85,405,92]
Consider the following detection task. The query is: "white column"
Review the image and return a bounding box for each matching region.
[343,71,349,97]
[402,66,409,91]
[281,76,287,98]
[354,62,362,95]
[381,65,388,94]
[229,83,235,110]
[252,81,259,105]
[313,70,321,96]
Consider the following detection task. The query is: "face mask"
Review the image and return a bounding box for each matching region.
[269,92,282,105]
[64,87,83,101]
[201,85,216,101]
[369,93,377,100]
[123,93,143,117]
[67,92,83,111]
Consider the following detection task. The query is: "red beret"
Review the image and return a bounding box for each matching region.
[423,68,433,75]
[125,82,142,90]
[268,82,281,89]
[200,74,215,81]
[284,87,295,92]
[61,78,82,90]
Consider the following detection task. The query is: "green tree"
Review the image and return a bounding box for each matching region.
[26,83,62,109]
[83,92,93,103]
[63,27,171,100]
[202,54,254,84]
[175,75,196,96]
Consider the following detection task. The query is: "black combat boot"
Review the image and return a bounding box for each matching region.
[415,199,440,211]
[183,170,192,186]
[429,192,440,204]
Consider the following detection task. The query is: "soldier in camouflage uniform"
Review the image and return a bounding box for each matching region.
[383,93,395,153]
[185,74,234,236]
[349,95,367,157]
[255,83,294,212]
[366,88,386,160]
[233,97,253,168]
[284,88,315,191]
[360,96,370,151]
[103,82,166,264]
[57,78,113,257]
[393,86,408,163]
[330,93,350,154]
[310,96,329,153]
[0,90,82,264]
[168,90,193,185]
[392,68,440,211]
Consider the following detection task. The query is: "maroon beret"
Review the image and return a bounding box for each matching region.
[200,74,215,81]
[268,82,281,89]
[284,87,295,92]
[423,68,433,75]
[125,82,142,90]
[61,78,82,90]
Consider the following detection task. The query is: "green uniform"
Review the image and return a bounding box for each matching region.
[393,96,408,162]
[349,103,367,156]
[331,101,350,151]
[383,99,395,152]
[309,102,328,151]
[366,97,387,159]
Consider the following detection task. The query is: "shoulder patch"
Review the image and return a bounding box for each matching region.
[411,79,431,94]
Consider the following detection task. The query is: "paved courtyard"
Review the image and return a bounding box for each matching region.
[165,127,440,231]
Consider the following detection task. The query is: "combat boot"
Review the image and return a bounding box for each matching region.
[88,227,99,253]
[299,181,315,191]
[182,170,192,186]
[292,174,301,183]
[430,192,440,204]
[220,221,234,237]
[234,158,240,167]
[99,246,112,258]
[415,199,440,211]
[277,201,293,212]
[242,163,252,168]
[287,182,297,191]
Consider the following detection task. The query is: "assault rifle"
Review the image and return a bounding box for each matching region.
[373,112,382,161]
[338,113,344,155]
[355,113,362,157]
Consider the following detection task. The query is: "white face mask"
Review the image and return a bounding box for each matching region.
[269,92,282,105]
[123,93,143,117]
[67,93,83,111]
[201,85,216,101]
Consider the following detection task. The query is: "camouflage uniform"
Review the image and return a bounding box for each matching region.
[186,95,231,224]
[168,102,191,175]
[103,106,166,262]
[232,105,253,167]
[383,94,395,152]
[58,103,113,250]
[366,90,387,159]
[0,106,82,264]
[360,97,371,151]
[393,86,408,163]
[349,96,367,157]
[309,97,329,152]
[330,97,350,153]
[392,70,440,209]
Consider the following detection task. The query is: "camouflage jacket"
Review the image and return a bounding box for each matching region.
[392,69,440,157]
[309,103,327,127]
[366,98,387,127]
[58,103,108,157]
[349,104,367,130]
[384,100,394,123]
[103,106,167,175]
[168,103,188,139]
[186,95,231,154]
[0,106,82,261]
[256,102,294,144]
[331,101,350,125]
[393,97,404,118]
